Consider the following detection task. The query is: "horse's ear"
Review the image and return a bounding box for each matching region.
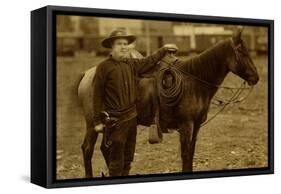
[238,26,244,37]
[233,26,243,45]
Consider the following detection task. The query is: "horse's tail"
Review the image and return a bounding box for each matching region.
[74,72,85,107]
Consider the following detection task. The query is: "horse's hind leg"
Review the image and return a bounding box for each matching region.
[179,121,194,172]
[81,122,98,178]
[100,135,110,168]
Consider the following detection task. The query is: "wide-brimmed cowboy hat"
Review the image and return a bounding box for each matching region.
[101,29,136,48]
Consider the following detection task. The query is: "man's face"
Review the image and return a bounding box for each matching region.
[111,38,129,59]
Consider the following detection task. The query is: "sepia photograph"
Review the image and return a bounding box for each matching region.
[55,14,269,180]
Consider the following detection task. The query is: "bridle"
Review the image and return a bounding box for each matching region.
[230,37,244,65]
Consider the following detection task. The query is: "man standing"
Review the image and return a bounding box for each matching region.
[93,28,176,176]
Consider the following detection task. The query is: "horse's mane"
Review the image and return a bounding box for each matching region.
[180,39,233,86]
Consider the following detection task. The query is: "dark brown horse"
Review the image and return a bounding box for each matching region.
[153,29,259,172]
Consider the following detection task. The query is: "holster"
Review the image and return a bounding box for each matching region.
[100,111,119,147]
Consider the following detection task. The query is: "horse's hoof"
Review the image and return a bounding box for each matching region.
[148,138,162,144]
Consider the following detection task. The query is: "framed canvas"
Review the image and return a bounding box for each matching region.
[31,5,274,188]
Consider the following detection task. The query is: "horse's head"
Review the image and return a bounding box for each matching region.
[228,28,259,86]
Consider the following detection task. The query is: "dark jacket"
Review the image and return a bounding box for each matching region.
[93,48,167,125]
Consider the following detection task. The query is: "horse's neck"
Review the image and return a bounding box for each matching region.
[197,40,231,83]
[182,40,233,100]
[186,40,231,88]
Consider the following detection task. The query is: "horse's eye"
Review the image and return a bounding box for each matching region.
[237,45,249,56]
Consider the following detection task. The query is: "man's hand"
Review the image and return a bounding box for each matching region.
[94,123,104,133]
[163,44,179,52]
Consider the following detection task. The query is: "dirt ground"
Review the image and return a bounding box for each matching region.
[56,55,268,180]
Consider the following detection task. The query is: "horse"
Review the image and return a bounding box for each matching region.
[153,28,259,172]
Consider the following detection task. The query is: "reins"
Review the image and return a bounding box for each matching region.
[201,82,253,127]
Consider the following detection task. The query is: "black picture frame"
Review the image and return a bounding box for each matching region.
[31,5,274,188]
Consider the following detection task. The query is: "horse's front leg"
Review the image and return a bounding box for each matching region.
[81,122,99,178]
[155,104,163,140]
[190,122,201,160]
[179,121,194,172]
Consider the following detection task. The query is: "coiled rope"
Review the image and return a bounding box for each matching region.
[157,63,184,107]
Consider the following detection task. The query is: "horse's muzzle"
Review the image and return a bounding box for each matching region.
[247,75,259,86]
